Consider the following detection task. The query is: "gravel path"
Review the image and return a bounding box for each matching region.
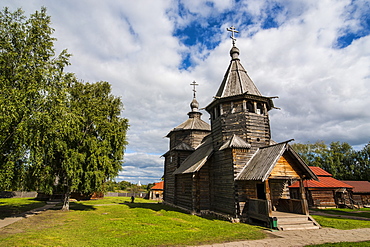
[194,228,370,247]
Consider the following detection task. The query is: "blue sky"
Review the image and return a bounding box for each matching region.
[2,0,370,184]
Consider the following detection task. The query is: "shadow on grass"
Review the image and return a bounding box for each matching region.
[67,201,97,211]
[125,202,224,221]
[0,198,46,219]
[125,202,186,213]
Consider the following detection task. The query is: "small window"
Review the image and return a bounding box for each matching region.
[246,101,254,113]
[257,103,264,114]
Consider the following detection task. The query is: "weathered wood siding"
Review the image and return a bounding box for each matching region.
[169,130,210,150]
[308,190,336,207]
[198,162,211,210]
[233,149,250,176]
[164,150,193,203]
[210,149,236,215]
[210,99,270,158]
[175,173,193,210]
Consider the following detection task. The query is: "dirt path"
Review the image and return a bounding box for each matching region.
[193,228,370,247]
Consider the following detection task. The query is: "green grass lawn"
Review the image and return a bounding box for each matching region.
[0,197,266,247]
[311,208,370,230]
[0,197,46,219]
[312,208,370,219]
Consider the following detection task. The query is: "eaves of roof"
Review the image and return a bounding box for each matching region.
[173,136,213,175]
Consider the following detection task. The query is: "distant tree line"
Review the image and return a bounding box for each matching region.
[0,7,129,210]
[104,181,155,192]
[291,141,370,181]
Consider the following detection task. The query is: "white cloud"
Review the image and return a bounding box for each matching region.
[2,0,369,184]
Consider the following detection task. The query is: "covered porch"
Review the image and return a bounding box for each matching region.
[235,141,319,229]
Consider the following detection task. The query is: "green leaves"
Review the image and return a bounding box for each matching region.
[291,141,370,180]
[0,7,129,207]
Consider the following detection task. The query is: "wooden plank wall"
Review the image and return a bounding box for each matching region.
[210,100,271,154]
[169,130,210,150]
[210,149,236,215]
[269,155,301,179]
[198,162,211,210]
[309,190,336,207]
[164,150,193,203]
[175,173,193,210]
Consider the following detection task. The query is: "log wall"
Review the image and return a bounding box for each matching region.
[210,149,236,215]
[210,100,271,155]
[175,173,193,210]
[169,130,210,150]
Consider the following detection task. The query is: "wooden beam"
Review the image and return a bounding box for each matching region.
[299,178,309,215]
[265,180,272,217]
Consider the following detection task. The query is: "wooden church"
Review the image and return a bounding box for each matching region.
[163,27,320,229]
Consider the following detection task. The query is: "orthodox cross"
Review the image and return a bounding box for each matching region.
[227,26,239,46]
[190,81,198,98]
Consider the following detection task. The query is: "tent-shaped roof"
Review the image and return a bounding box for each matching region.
[173,136,213,175]
[205,46,275,113]
[236,142,317,182]
[216,46,262,98]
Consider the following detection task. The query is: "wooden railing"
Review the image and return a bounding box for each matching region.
[247,198,270,221]
[276,199,305,214]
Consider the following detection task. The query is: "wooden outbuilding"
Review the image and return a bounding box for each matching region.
[289,167,354,208]
[163,29,319,230]
[149,181,164,200]
[341,180,370,207]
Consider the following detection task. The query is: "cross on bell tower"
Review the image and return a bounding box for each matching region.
[227,26,239,46]
[190,81,198,99]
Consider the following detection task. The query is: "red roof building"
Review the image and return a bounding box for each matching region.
[289,167,353,208]
[149,181,164,200]
[341,181,370,206]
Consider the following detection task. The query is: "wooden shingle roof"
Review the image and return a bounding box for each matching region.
[166,112,210,137]
[216,46,262,98]
[236,142,317,182]
[220,134,251,150]
[173,136,213,175]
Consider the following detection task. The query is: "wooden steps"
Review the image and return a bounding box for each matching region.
[272,211,321,231]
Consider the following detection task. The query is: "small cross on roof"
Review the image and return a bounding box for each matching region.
[227,26,239,46]
[190,81,198,98]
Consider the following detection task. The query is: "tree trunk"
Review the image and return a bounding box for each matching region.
[62,188,70,211]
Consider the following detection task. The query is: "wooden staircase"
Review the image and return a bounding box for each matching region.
[272,211,321,231]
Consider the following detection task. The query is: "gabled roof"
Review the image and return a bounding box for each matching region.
[341,181,370,193]
[151,181,164,190]
[173,136,213,175]
[309,166,332,176]
[236,142,317,182]
[220,134,251,150]
[289,167,353,189]
[216,46,261,98]
[290,177,353,189]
